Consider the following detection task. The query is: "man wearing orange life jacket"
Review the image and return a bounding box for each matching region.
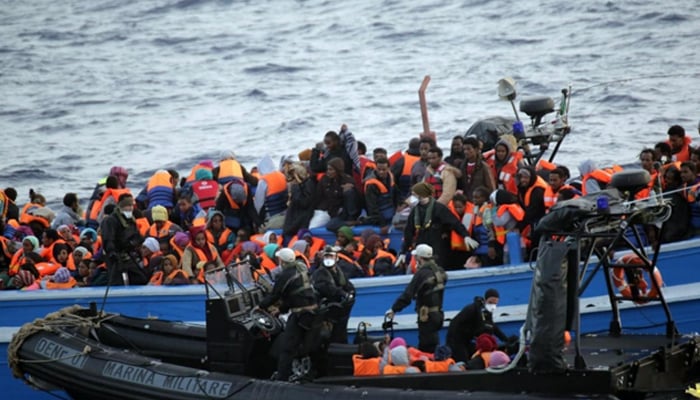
[133,169,177,212]
[486,138,522,196]
[516,166,549,250]
[215,178,261,232]
[84,166,129,229]
[39,229,63,261]
[635,149,662,200]
[578,159,612,196]
[389,137,422,201]
[667,124,693,162]
[288,229,326,262]
[548,167,581,203]
[363,157,399,232]
[215,150,259,187]
[423,146,460,206]
[446,193,478,269]
[89,176,133,228]
[147,205,182,240]
[489,190,526,264]
[357,234,396,277]
[355,140,377,191]
[253,168,288,223]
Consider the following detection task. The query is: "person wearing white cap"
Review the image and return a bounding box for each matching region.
[257,247,319,381]
[385,243,447,353]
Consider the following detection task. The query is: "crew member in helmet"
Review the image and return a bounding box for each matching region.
[258,248,320,381]
[385,244,447,353]
[312,245,355,344]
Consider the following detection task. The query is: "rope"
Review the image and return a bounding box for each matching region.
[7,305,99,379]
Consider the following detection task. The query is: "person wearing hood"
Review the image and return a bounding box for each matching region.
[516,166,551,251]
[253,156,288,226]
[205,210,234,258]
[182,225,224,281]
[578,159,612,196]
[257,247,320,382]
[446,288,508,363]
[458,136,496,202]
[423,146,461,206]
[311,245,355,343]
[485,137,522,196]
[101,193,148,286]
[214,177,260,233]
[390,137,422,201]
[51,192,84,229]
[398,182,472,269]
[8,235,40,276]
[386,244,447,353]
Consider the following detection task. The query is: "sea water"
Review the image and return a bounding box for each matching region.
[1,0,699,207]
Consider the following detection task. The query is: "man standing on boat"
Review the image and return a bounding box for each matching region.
[397,182,476,269]
[311,245,355,344]
[257,248,320,381]
[101,193,148,286]
[385,244,447,353]
[446,288,508,362]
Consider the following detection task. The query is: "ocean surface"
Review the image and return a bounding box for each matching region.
[1,0,699,208]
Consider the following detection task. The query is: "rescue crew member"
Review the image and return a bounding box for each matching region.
[446,288,508,363]
[257,248,320,382]
[385,244,447,353]
[311,245,355,344]
[101,194,148,286]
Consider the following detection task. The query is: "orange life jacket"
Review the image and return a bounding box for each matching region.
[667,136,693,162]
[494,204,526,245]
[217,159,244,184]
[352,355,381,376]
[45,276,77,290]
[186,163,213,183]
[424,358,456,373]
[19,203,51,228]
[35,261,60,277]
[148,220,175,239]
[367,249,397,277]
[581,170,612,195]
[448,200,475,251]
[487,154,520,195]
[382,364,408,375]
[260,171,288,217]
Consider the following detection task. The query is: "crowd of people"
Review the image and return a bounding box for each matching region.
[1,122,698,291]
[1,121,698,380]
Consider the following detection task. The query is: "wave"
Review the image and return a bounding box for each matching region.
[243,63,307,74]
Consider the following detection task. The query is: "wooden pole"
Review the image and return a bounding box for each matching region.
[418,75,435,142]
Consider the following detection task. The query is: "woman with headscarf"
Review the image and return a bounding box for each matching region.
[9,235,40,276]
[181,226,224,282]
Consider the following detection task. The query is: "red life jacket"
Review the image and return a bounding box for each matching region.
[191,179,219,211]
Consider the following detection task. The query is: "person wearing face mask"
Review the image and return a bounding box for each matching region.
[397,182,473,270]
[101,194,148,286]
[311,246,355,344]
[445,288,508,363]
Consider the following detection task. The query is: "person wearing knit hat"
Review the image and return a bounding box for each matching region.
[12,270,36,289]
[194,168,213,181]
[396,180,470,269]
[336,226,355,246]
[446,287,508,363]
[22,235,40,253]
[151,205,168,222]
[411,182,434,198]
